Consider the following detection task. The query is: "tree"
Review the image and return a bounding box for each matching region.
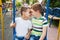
[2,0,6,3]
[45,0,60,8]
[26,0,29,4]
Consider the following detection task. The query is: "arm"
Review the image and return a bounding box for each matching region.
[10,23,16,28]
[25,29,32,40]
[25,21,32,39]
[39,26,47,40]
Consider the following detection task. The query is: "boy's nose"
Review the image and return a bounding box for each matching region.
[29,11,32,16]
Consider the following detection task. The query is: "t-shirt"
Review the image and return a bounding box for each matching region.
[31,16,48,36]
[13,17,32,37]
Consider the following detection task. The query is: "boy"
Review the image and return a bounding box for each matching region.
[10,6,32,40]
[30,3,48,40]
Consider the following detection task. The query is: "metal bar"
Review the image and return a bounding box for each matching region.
[57,20,60,40]
[46,0,50,20]
[0,0,4,40]
[12,0,16,40]
[45,0,50,40]
[0,5,2,7]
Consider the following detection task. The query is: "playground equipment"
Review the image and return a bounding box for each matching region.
[48,15,60,40]
[46,0,60,40]
[12,0,16,40]
[0,0,60,40]
[0,0,4,40]
[12,0,60,40]
[57,20,60,40]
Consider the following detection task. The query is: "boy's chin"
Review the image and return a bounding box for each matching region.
[25,17,30,20]
[27,17,31,19]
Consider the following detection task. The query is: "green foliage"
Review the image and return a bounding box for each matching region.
[48,18,59,27]
[16,2,22,7]
[52,20,59,27]
[54,2,60,7]
[26,0,29,4]
[45,0,60,8]
[2,0,6,3]
[26,0,37,5]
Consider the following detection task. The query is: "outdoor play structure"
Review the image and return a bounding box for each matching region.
[0,0,60,40]
[0,0,4,40]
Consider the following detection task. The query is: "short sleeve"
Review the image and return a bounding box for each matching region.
[11,18,17,23]
[43,17,49,27]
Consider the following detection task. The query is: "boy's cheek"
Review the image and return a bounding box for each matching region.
[32,13,35,16]
[31,12,34,15]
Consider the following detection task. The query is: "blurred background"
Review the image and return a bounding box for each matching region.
[0,0,60,40]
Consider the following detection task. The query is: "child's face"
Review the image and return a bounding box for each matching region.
[31,9,40,17]
[23,9,32,19]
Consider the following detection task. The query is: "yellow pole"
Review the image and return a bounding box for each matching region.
[0,0,4,40]
[59,20,60,40]
[57,20,60,40]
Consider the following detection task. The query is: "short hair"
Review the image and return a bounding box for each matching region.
[21,6,30,15]
[31,3,44,16]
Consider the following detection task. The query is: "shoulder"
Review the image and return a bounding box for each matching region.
[15,17,21,21]
[41,16,47,21]
[42,17,49,27]
[41,16,46,19]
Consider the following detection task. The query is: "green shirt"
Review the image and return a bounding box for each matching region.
[31,16,48,36]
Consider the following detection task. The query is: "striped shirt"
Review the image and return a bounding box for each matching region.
[31,16,48,36]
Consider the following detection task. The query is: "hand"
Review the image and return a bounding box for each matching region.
[25,35,30,40]
[39,38,43,40]
[10,23,16,28]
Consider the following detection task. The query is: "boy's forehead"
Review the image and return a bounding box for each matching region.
[31,9,35,12]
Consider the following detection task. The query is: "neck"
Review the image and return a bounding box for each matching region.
[36,14,42,19]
